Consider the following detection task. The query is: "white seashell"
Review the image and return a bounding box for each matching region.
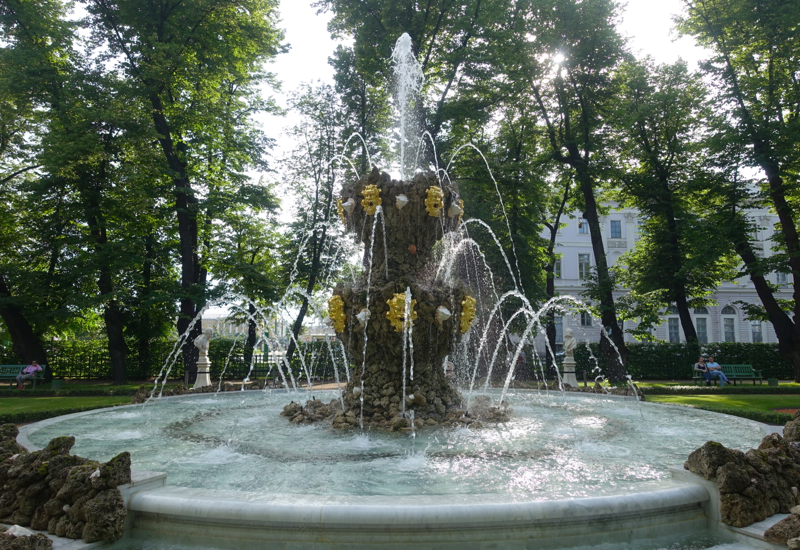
[436,306,452,324]
[396,194,409,210]
[356,308,371,325]
[6,526,35,538]
[447,203,463,218]
[342,198,355,214]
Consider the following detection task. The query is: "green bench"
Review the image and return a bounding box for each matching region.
[0,365,47,389]
[692,363,764,385]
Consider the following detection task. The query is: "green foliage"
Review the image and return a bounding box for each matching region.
[643,385,800,395]
[573,341,794,380]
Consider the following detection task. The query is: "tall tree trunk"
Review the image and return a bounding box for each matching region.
[662,198,698,344]
[244,302,257,367]
[149,95,204,386]
[576,168,629,381]
[750,147,800,382]
[83,182,128,385]
[735,238,799,382]
[136,234,155,380]
[285,226,328,366]
[543,181,570,380]
[0,274,49,371]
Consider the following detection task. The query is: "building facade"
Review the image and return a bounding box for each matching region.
[539,204,792,353]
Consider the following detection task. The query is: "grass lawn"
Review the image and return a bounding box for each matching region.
[0,396,133,424]
[648,394,800,413]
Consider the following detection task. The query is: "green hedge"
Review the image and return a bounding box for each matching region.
[642,385,800,395]
[573,341,794,381]
[0,337,346,382]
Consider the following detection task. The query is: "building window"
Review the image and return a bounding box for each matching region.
[723,318,736,342]
[610,220,622,239]
[578,254,591,279]
[666,305,679,314]
[694,307,708,314]
[668,318,680,343]
[580,311,592,327]
[554,316,563,353]
[751,321,763,343]
[721,305,737,342]
[637,220,645,238]
[777,271,788,284]
[697,318,708,345]
[553,259,561,279]
[578,219,589,234]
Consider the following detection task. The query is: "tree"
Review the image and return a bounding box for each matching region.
[526,0,630,379]
[330,46,391,173]
[611,59,738,344]
[315,0,532,166]
[678,0,800,380]
[211,179,282,366]
[279,84,349,366]
[87,0,285,383]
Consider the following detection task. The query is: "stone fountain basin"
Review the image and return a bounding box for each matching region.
[16,390,767,549]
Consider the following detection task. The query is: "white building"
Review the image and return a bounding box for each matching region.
[541,204,792,352]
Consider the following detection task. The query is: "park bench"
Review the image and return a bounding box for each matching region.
[0,364,47,389]
[691,363,764,385]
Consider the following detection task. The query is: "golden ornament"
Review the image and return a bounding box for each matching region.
[328,295,346,333]
[386,293,418,332]
[361,184,382,215]
[337,198,345,224]
[424,186,444,217]
[460,295,476,334]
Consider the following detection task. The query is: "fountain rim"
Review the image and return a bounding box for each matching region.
[14,390,773,548]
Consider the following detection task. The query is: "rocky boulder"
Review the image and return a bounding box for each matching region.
[684,434,800,528]
[785,410,800,444]
[0,529,53,550]
[764,506,800,547]
[0,424,130,544]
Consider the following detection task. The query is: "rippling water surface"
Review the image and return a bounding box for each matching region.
[26,390,762,499]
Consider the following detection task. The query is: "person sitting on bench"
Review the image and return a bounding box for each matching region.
[706,356,729,387]
[694,356,711,386]
[16,361,42,389]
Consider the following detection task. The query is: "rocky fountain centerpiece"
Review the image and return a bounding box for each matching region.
[282,168,507,430]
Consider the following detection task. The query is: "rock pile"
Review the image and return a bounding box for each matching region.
[786,410,800,443]
[684,411,800,534]
[0,525,52,550]
[765,504,800,549]
[131,379,269,404]
[0,424,130,544]
[280,393,510,431]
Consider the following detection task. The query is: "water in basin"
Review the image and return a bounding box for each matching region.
[26,390,762,500]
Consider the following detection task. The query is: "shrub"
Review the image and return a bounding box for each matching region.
[573,341,793,381]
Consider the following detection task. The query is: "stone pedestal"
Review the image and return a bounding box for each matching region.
[194,358,211,389]
[562,355,578,388]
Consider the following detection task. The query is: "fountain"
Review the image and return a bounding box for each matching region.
[12,34,772,550]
